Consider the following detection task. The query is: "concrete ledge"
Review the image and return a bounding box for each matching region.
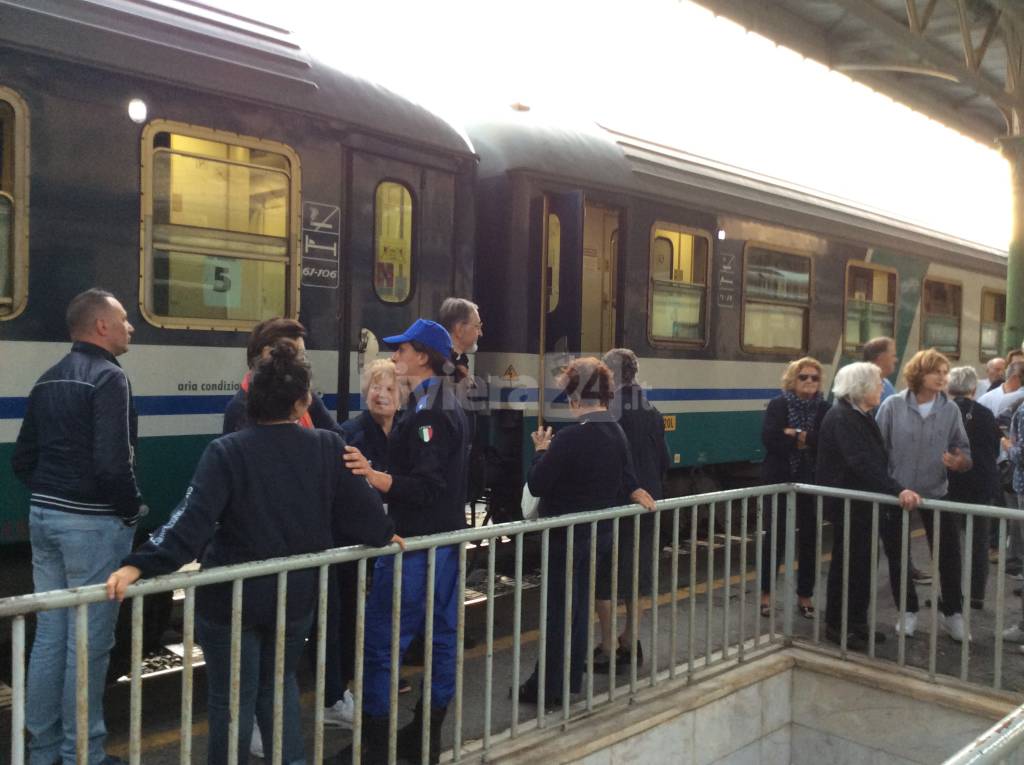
[470,645,791,764]
[788,645,1019,721]
[462,644,1018,765]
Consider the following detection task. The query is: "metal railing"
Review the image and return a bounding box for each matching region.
[3,482,1024,764]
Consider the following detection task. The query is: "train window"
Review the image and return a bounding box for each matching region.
[140,122,299,330]
[980,289,1006,361]
[547,213,561,313]
[844,263,897,354]
[648,223,709,343]
[374,182,414,303]
[0,89,28,320]
[921,278,962,358]
[741,244,811,354]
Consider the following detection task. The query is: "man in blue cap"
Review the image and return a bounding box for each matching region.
[340,318,468,764]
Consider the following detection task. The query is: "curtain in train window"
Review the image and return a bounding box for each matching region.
[547,213,561,313]
[742,245,811,353]
[844,263,897,354]
[146,128,295,327]
[921,279,962,358]
[0,96,18,317]
[648,224,709,342]
[980,289,1005,361]
[374,182,413,303]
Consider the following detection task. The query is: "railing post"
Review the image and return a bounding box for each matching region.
[782,489,797,642]
[12,615,25,765]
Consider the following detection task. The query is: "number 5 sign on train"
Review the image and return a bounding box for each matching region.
[301,201,341,289]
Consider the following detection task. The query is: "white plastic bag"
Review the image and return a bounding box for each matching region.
[521,482,540,520]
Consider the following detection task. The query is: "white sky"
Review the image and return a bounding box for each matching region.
[232,0,1011,251]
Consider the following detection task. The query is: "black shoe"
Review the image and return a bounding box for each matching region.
[849,623,886,644]
[511,682,561,709]
[825,624,867,651]
[971,598,985,610]
[911,567,932,585]
[397,701,447,765]
[398,675,412,694]
[333,714,389,765]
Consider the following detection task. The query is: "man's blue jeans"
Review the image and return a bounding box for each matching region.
[25,506,134,765]
[197,610,312,765]
[362,547,459,717]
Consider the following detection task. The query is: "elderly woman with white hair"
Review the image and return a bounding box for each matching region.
[947,366,1001,610]
[816,362,920,650]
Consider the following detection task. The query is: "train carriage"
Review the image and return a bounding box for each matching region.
[465,111,1006,509]
[0,0,476,545]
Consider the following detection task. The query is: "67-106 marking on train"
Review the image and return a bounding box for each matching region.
[301,202,341,289]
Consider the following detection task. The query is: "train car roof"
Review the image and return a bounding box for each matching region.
[0,0,472,158]
[466,110,1005,265]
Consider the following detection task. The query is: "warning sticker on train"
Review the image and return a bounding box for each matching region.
[301,202,341,289]
[418,425,434,443]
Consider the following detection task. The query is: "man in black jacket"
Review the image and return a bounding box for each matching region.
[11,288,142,765]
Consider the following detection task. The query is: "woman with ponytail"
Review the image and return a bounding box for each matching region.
[106,341,402,765]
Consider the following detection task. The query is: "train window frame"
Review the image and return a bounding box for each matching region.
[372,179,416,305]
[138,120,302,331]
[740,241,813,355]
[980,288,1006,362]
[842,260,898,356]
[920,277,963,360]
[0,86,29,322]
[646,221,711,348]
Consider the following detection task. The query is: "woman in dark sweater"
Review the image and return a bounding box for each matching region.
[760,357,830,620]
[517,357,655,706]
[818,362,919,650]
[947,366,1001,609]
[107,342,401,765]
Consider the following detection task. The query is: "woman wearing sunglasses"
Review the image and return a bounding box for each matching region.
[760,357,831,620]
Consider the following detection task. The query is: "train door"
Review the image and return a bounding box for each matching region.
[538,193,621,420]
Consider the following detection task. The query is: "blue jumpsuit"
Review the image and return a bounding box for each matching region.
[362,376,469,716]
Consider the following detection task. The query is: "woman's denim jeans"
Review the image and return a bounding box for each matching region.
[197,610,312,765]
[25,507,134,765]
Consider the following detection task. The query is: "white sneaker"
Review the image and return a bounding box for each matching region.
[1004,624,1024,643]
[894,611,917,638]
[250,720,264,759]
[324,689,354,730]
[939,612,970,643]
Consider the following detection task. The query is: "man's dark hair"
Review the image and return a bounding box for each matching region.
[410,340,449,376]
[246,340,312,422]
[862,336,894,363]
[438,297,478,333]
[246,318,306,368]
[66,288,115,337]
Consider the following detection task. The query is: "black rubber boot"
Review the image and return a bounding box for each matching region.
[333,714,389,765]
[396,701,447,764]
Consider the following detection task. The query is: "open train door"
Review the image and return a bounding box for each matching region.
[537,192,621,423]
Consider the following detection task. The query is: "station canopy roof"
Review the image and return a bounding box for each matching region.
[689,0,1024,147]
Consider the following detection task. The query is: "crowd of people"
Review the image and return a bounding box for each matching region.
[12,287,1024,764]
[773,336,1024,651]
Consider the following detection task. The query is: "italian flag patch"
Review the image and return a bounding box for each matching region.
[418,425,434,443]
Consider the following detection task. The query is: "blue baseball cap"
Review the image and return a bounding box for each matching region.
[383,319,452,356]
